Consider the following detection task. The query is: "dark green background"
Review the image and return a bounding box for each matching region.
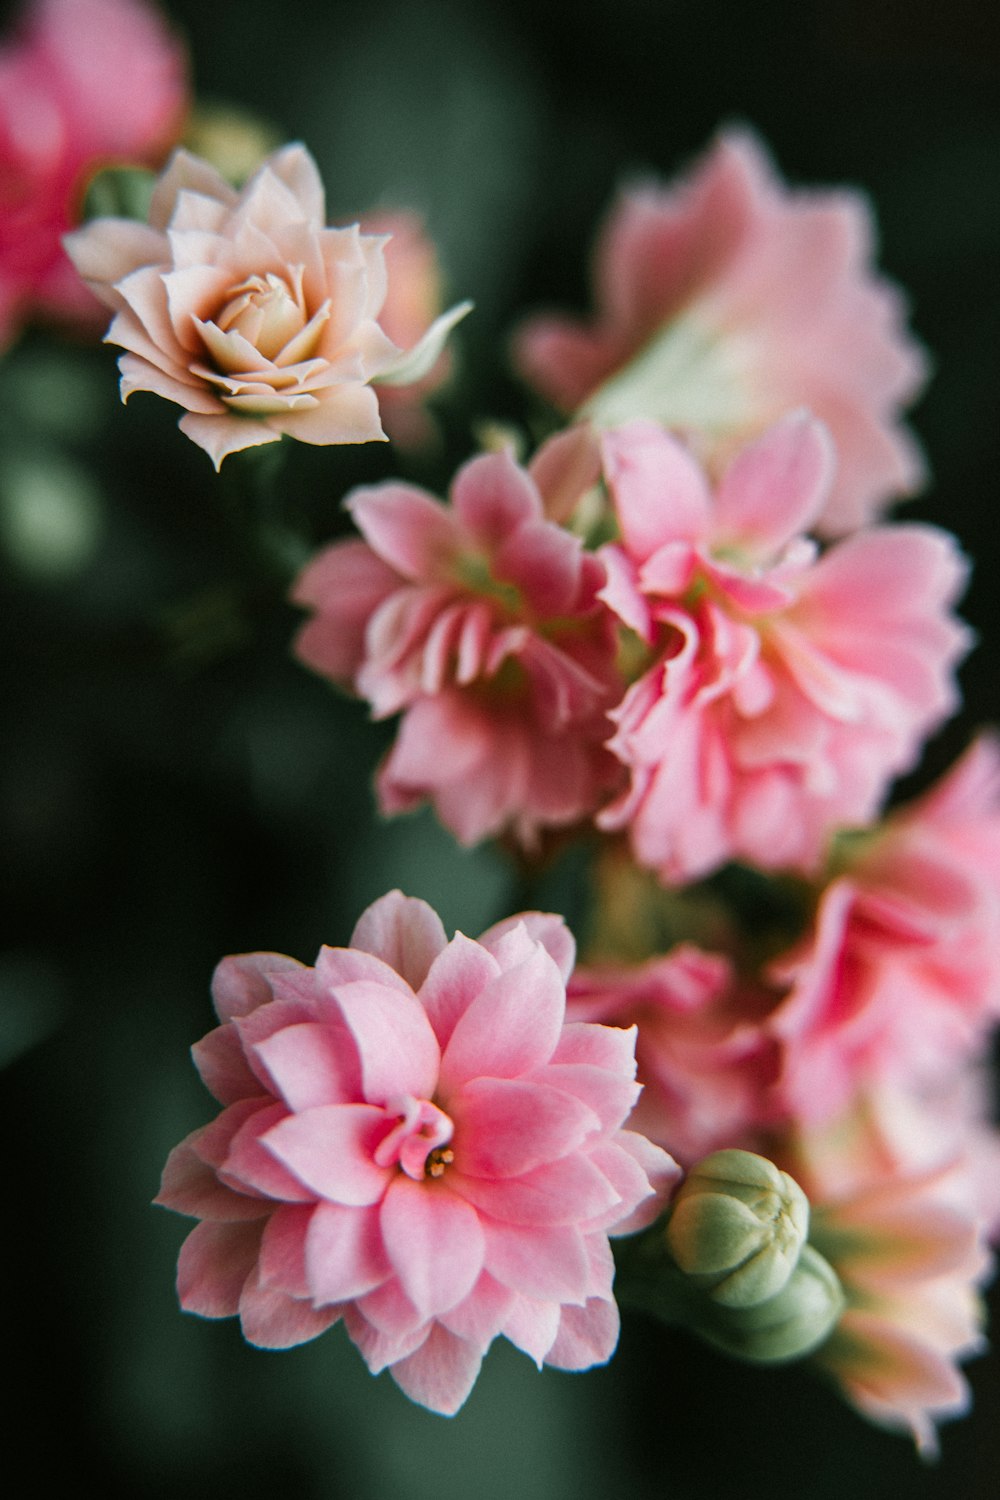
[3,0,999,1494]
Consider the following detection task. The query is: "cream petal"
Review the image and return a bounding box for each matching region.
[272,385,386,445]
[275,301,331,366]
[64,219,167,308]
[170,189,232,235]
[164,266,232,351]
[105,308,192,383]
[167,227,232,272]
[119,353,224,414]
[377,301,473,386]
[116,265,191,364]
[268,143,327,222]
[224,392,317,415]
[149,149,237,233]
[194,316,275,376]
[178,412,284,468]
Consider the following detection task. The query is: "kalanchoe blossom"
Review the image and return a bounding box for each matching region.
[0,0,186,349]
[597,415,970,884]
[156,891,678,1415]
[514,129,927,534]
[64,143,470,466]
[767,736,1000,1124]
[789,1117,990,1457]
[567,944,782,1167]
[292,444,623,847]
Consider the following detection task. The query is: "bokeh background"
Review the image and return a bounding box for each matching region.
[3,0,1000,1494]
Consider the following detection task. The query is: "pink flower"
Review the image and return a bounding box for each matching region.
[0,0,187,349]
[156,891,678,1414]
[768,737,1000,1123]
[292,442,622,847]
[787,1114,990,1457]
[355,210,452,448]
[567,946,782,1167]
[64,144,470,467]
[514,129,927,534]
[596,415,969,884]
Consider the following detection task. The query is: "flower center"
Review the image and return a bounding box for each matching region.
[373,1095,455,1181]
[215,269,310,360]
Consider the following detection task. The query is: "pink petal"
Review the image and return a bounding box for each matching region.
[258,1204,314,1296]
[262,1103,391,1205]
[602,420,711,561]
[177,1220,263,1318]
[439,1272,516,1348]
[211,951,307,1023]
[439,944,566,1094]
[191,1023,260,1104]
[381,1176,485,1318]
[221,1101,314,1203]
[253,1022,361,1111]
[239,1267,339,1349]
[451,1153,622,1227]
[478,912,577,983]
[452,1077,601,1177]
[326,978,440,1104]
[305,1200,391,1303]
[349,890,448,990]
[529,1061,640,1135]
[713,410,834,551]
[483,1220,590,1303]
[389,1323,484,1415]
[347,484,457,579]
[156,1132,270,1221]
[503,1296,561,1365]
[451,449,542,546]
[544,1297,620,1370]
[528,423,603,525]
[418,933,501,1051]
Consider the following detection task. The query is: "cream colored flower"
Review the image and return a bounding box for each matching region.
[65,144,470,466]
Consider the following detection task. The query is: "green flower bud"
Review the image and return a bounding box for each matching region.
[666,1149,810,1308]
[699,1244,846,1365]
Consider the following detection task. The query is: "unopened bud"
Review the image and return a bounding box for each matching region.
[699,1244,845,1364]
[666,1149,810,1308]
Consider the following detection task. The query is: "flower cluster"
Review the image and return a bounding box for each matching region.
[20,41,994,1450]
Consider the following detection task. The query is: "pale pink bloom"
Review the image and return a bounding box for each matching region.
[788,1114,990,1456]
[156,891,678,1414]
[597,415,969,884]
[567,946,782,1167]
[292,443,623,847]
[64,144,470,467]
[514,129,927,535]
[768,737,1000,1123]
[0,0,186,348]
[355,210,452,448]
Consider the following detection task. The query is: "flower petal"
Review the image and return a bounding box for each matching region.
[380,1176,485,1318]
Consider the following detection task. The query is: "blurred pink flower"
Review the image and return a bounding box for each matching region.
[768,737,1000,1123]
[514,129,927,535]
[355,210,452,448]
[65,144,470,466]
[292,442,623,847]
[597,415,969,884]
[0,0,186,349]
[156,891,678,1414]
[789,1116,990,1456]
[567,945,782,1167]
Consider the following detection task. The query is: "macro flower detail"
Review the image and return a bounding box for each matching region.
[596,414,970,884]
[768,736,1000,1124]
[156,891,678,1415]
[64,143,470,466]
[0,0,187,350]
[292,444,623,847]
[514,129,927,535]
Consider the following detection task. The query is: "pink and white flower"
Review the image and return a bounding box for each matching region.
[768,737,1000,1124]
[292,442,622,847]
[0,0,186,349]
[596,414,969,884]
[156,891,678,1414]
[514,129,927,534]
[567,945,782,1167]
[64,143,469,466]
[787,1112,991,1457]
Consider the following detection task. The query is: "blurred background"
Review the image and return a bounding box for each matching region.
[3,0,999,1494]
